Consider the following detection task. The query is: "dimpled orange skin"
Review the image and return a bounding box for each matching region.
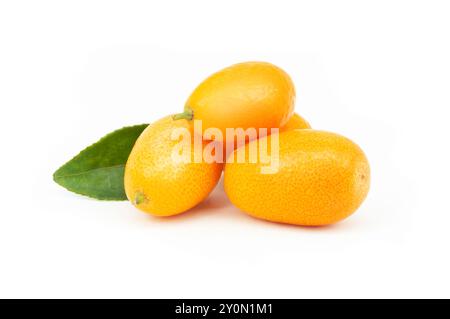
[184,62,295,141]
[124,116,223,216]
[280,113,311,131]
[224,130,370,226]
[221,113,311,162]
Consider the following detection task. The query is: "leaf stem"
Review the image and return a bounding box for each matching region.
[173,107,194,121]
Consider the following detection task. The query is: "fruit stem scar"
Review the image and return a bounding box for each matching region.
[134,192,147,205]
[173,107,194,121]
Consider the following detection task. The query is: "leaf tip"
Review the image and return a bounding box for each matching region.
[52,168,61,184]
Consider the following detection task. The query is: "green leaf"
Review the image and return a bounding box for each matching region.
[53,124,149,200]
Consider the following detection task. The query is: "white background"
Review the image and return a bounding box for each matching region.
[1,0,449,298]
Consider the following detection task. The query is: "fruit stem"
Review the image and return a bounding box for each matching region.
[134,192,147,205]
[173,107,194,121]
